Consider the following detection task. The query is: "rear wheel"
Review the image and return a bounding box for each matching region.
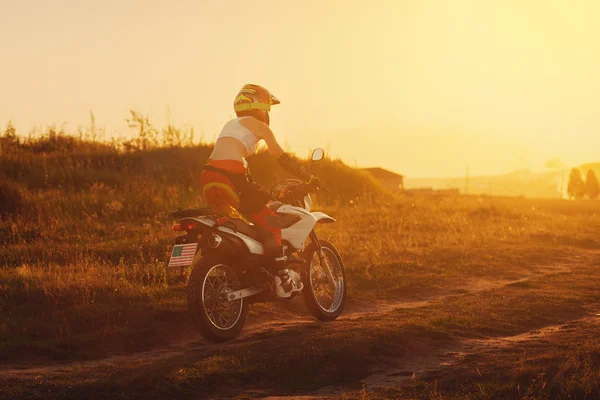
[302,240,346,321]
[187,254,248,342]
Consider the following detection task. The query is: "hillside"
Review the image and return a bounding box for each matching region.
[0,128,385,218]
[0,126,387,269]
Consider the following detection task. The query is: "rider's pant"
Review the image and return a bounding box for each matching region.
[200,160,282,253]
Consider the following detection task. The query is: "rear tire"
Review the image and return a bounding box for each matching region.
[301,240,346,321]
[187,254,248,342]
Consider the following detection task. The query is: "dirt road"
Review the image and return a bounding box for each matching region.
[5,262,598,399]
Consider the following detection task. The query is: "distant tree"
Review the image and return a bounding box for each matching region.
[567,168,586,199]
[586,170,600,199]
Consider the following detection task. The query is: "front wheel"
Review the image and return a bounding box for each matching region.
[301,240,347,321]
[187,254,248,342]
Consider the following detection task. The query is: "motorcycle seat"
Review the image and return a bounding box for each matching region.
[268,201,284,212]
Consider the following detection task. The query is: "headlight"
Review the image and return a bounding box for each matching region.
[303,194,313,211]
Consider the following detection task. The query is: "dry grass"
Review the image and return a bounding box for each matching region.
[2,190,598,364]
[320,195,600,298]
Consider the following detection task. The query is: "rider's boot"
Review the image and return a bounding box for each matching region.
[274,268,304,299]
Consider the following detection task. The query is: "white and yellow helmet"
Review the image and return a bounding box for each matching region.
[233,84,280,125]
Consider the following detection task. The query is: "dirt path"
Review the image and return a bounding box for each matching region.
[357,313,600,390]
[277,312,600,400]
[0,264,572,383]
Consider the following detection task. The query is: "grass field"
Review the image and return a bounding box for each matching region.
[1,132,600,399]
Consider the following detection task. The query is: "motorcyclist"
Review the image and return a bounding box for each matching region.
[200,83,322,298]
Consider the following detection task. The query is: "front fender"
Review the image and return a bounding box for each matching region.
[311,212,336,224]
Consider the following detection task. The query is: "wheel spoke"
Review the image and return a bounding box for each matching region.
[202,264,244,330]
[310,247,344,313]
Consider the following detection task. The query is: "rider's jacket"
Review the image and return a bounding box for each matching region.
[217,117,260,157]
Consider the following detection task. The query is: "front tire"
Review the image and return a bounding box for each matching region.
[187,254,248,342]
[302,240,347,321]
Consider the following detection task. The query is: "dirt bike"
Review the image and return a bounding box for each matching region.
[168,148,347,342]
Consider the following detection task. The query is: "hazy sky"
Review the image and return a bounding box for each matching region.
[2,0,600,177]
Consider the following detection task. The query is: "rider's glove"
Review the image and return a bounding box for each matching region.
[277,153,311,182]
[289,176,323,200]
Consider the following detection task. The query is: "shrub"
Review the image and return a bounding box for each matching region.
[0,178,26,216]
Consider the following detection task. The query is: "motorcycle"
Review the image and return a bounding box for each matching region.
[168,148,347,342]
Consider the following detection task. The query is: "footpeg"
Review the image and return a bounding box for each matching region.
[286,255,306,264]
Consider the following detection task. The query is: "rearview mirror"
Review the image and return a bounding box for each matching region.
[311,148,325,162]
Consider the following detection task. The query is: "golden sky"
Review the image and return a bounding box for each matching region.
[1,0,600,177]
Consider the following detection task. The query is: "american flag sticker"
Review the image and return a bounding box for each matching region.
[168,243,198,267]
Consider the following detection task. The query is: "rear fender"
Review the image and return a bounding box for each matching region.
[182,216,216,232]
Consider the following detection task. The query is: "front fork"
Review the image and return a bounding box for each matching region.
[309,230,336,287]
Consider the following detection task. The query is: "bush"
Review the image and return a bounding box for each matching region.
[0,178,26,216]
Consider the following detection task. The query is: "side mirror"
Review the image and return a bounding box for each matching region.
[311,148,325,162]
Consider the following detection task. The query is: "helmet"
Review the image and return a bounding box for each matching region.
[233,84,280,125]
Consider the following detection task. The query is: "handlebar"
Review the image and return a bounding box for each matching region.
[270,178,327,203]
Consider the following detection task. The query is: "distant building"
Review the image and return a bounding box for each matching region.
[363,167,404,191]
